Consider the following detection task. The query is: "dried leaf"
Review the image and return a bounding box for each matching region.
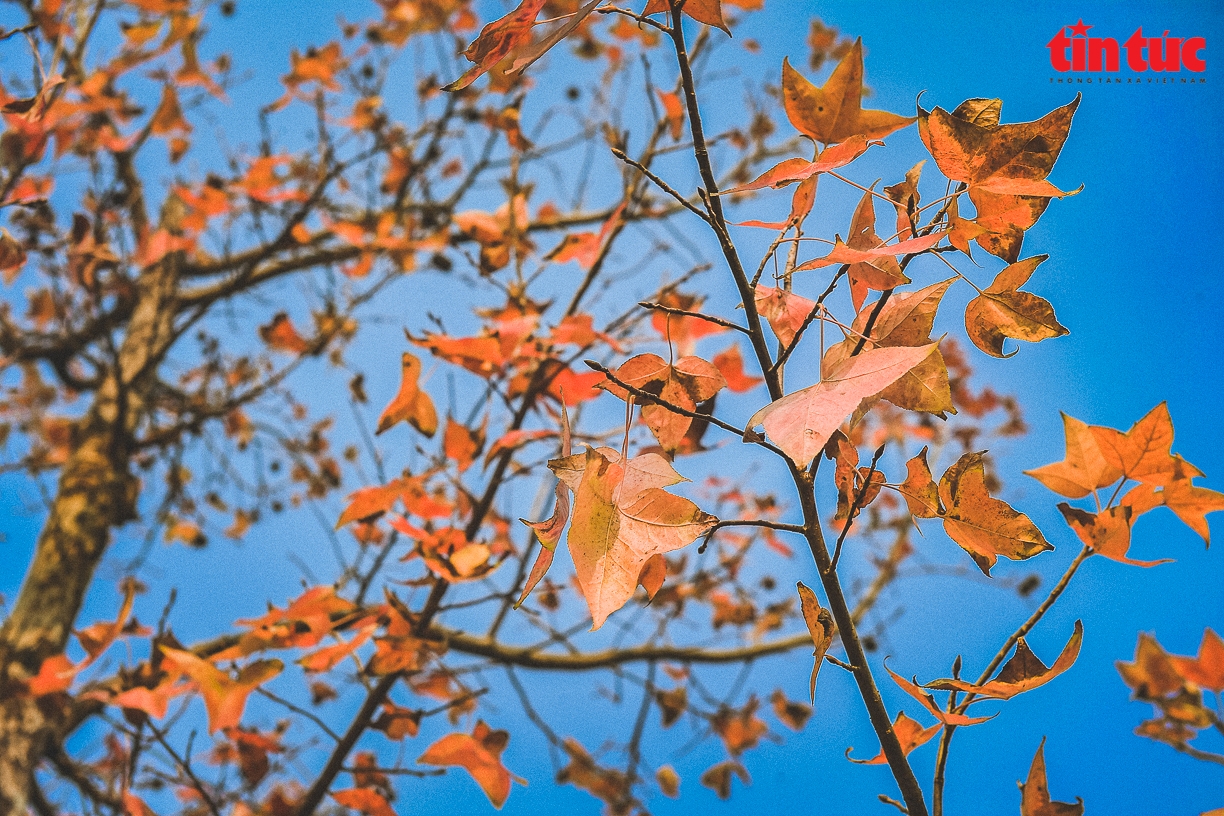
[797,581,834,702]
[1020,738,1084,816]
[557,448,716,629]
[377,352,438,437]
[926,620,1083,700]
[939,451,1053,575]
[782,44,915,145]
[747,343,937,466]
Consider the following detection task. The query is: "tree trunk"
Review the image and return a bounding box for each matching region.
[0,250,179,814]
[0,419,137,814]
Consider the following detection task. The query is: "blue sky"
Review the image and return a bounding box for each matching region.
[2,1,1222,814]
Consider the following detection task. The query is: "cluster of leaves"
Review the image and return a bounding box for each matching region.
[1,1,1221,816]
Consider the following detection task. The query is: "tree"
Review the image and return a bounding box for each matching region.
[0,2,1220,816]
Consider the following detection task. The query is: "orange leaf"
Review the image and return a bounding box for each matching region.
[637,553,667,600]
[747,343,937,466]
[444,0,548,91]
[554,448,716,629]
[332,788,396,816]
[75,577,142,660]
[444,416,484,472]
[847,710,940,764]
[754,285,816,347]
[926,620,1083,701]
[259,312,310,354]
[643,0,727,33]
[1117,632,1184,698]
[657,90,685,141]
[699,760,750,800]
[602,353,725,453]
[1170,629,1224,693]
[27,654,78,696]
[159,648,283,733]
[782,44,915,145]
[1020,738,1083,816]
[376,352,437,437]
[712,697,768,756]
[898,447,942,518]
[1161,479,1224,545]
[417,721,514,808]
[797,581,834,702]
[770,688,813,731]
[939,451,1053,575]
[1026,412,1123,498]
[711,343,762,393]
[1057,503,1170,567]
[656,765,680,798]
[964,255,1067,358]
[518,405,572,607]
[723,136,875,193]
[884,662,995,727]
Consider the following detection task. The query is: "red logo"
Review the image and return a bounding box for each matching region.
[1047,20,1206,72]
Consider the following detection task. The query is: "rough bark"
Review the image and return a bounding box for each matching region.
[0,252,179,815]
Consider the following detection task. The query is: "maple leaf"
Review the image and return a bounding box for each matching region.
[781,43,915,146]
[417,721,515,808]
[747,343,937,467]
[643,0,728,34]
[553,447,716,629]
[376,352,438,437]
[26,654,78,696]
[884,662,996,727]
[770,688,813,731]
[754,285,817,347]
[939,451,1053,575]
[1057,504,1171,567]
[834,279,957,415]
[1117,632,1186,699]
[75,577,142,660]
[1163,480,1224,546]
[898,446,942,518]
[159,648,283,733]
[1087,402,1180,484]
[796,581,834,702]
[601,353,725,453]
[918,95,1080,261]
[444,0,548,92]
[258,312,310,354]
[332,788,397,816]
[712,697,769,756]
[711,344,762,392]
[926,620,1083,701]
[297,625,375,673]
[657,89,685,140]
[1020,738,1084,816]
[107,682,190,720]
[964,255,1068,358]
[543,204,624,270]
[723,136,876,193]
[795,191,945,311]
[517,404,572,608]
[1025,412,1123,498]
[699,760,750,800]
[556,738,632,807]
[846,710,941,764]
[1170,629,1224,693]
[443,416,484,472]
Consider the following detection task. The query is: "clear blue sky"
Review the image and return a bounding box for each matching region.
[1,1,1221,814]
